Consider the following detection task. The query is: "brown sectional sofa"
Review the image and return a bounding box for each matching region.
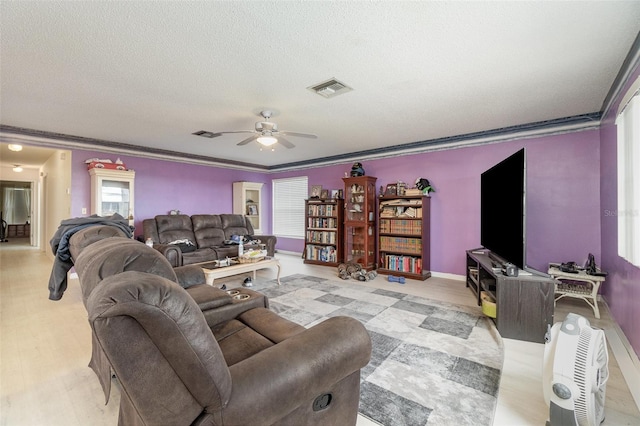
[142,213,277,267]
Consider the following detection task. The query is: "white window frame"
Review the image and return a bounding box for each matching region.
[616,75,640,267]
[272,176,308,239]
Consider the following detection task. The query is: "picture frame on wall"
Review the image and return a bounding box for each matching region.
[320,189,330,199]
[310,185,322,198]
[331,189,340,199]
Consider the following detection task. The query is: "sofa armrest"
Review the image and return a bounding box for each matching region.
[203,288,268,328]
[254,234,277,257]
[174,265,206,288]
[221,316,371,424]
[152,243,182,267]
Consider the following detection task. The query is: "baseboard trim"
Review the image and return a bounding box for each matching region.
[274,249,302,257]
[431,271,466,282]
[602,304,640,411]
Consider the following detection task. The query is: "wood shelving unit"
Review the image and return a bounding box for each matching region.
[466,249,556,343]
[304,198,344,266]
[377,195,431,280]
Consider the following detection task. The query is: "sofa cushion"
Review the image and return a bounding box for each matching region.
[155,215,196,245]
[192,215,226,249]
[211,319,274,366]
[220,214,251,240]
[181,248,218,265]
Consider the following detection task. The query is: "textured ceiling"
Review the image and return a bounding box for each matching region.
[1,1,640,170]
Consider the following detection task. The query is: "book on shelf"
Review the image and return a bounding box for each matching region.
[306,245,338,262]
[381,254,423,274]
[380,236,422,254]
[307,203,337,217]
[404,188,422,196]
[306,230,337,244]
[380,198,422,205]
[379,219,422,234]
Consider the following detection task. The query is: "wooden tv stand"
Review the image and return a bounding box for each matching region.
[466,249,556,343]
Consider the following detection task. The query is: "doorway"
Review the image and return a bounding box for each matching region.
[1,180,33,247]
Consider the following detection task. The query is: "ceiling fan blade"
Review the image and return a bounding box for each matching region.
[193,130,255,138]
[279,131,317,139]
[277,137,295,149]
[237,134,260,146]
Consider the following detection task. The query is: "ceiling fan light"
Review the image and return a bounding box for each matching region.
[8,144,23,152]
[257,136,277,146]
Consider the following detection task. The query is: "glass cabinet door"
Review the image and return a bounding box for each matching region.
[89,168,135,225]
[100,179,131,217]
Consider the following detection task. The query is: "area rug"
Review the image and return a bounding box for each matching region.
[247,274,504,426]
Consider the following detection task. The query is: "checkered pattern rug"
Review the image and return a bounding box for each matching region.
[246,274,504,426]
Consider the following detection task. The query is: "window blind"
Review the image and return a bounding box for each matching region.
[616,82,640,267]
[272,176,308,239]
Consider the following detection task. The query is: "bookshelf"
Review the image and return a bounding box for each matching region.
[377,195,431,280]
[304,198,344,266]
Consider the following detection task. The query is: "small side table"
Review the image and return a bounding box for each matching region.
[548,263,606,319]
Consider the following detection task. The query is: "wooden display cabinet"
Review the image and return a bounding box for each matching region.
[89,168,135,226]
[342,176,377,270]
[377,195,431,280]
[304,198,344,266]
[233,181,263,234]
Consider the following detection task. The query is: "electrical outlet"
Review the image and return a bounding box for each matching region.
[82,208,87,214]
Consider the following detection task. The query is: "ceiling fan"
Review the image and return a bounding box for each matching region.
[192,110,317,149]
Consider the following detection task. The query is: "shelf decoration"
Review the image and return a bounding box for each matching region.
[85,157,128,171]
[310,185,322,198]
[415,177,435,195]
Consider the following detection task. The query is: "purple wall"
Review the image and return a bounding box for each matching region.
[272,130,601,276]
[599,62,640,358]
[68,113,637,357]
[70,132,601,278]
[70,149,270,237]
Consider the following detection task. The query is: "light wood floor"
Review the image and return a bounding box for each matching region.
[1,239,638,425]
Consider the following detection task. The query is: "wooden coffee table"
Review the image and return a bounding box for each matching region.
[201,257,281,286]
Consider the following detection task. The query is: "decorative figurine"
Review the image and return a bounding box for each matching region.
[415,178,435,195]
[350,162,365,177]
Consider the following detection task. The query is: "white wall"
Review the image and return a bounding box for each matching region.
[40,150,72,258]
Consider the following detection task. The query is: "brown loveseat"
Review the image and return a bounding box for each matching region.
[142,214,277,267]
[72,227,372,425]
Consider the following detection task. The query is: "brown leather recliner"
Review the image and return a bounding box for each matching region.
[86,277,371,426]
[71,233,268,399]
[74,228,372,425]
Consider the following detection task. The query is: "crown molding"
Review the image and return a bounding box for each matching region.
[1,112,601,173]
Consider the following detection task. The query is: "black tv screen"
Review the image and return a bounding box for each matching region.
[480,148,526,269]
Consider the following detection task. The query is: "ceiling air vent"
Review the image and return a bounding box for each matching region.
[308,78,353,98]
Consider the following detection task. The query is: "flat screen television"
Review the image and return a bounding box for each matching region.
[480,148,526,269]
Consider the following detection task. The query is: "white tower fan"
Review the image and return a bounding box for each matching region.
[543,313,609,426]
